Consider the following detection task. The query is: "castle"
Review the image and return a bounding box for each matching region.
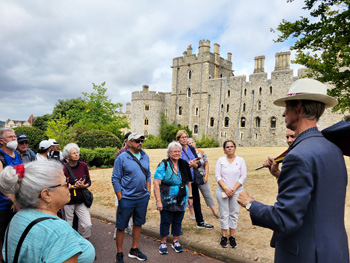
[131,40,346,146]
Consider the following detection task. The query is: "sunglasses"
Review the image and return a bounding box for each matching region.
[19,141,28,145]
[134,139,144,144]
[225,145,236,149]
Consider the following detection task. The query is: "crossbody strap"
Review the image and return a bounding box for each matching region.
[126,151,148,178]
[64,163,78,182]
[6,217,57,263]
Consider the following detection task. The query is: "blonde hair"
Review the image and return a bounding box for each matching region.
[175,130,188,141]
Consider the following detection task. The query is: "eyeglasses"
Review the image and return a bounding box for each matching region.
[49,179,70,189]
[225,145,236,149]
[134,139,144,144]
[19,141,28,145]
[180,136,188,139]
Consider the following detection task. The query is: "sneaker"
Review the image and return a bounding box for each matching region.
[171,240,183,253]
[115,252,124,263]
[197,221,214,229]
[220,236,228,248]
[189,213,195,220]
[159,242,168,254]
[113,228,117,240]
[229,236,237,248]
[125,226,132,236]
[128,248,147,261]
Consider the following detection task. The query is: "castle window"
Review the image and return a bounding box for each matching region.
[221,104,224,112]
[210,117,214,127]
[226,104,229,112]
[195,107,199,116]
[259,87,262,95]
[244,89,247,96]
[224,117,229,127]
[194,125,198,134]
[144,130,148,137]
[270,86,273,94]
[241,117,246,128]
[270,117,276,128]
[257,101,261,111]
[188,70,192,80]
[243,103,246,112]
[179,107,182,115]
[240,132,244,139]
[220,74,223,78]
[255,133,258,139]
[227,90,231,97]
[144,118,149,125]
[255,117,261,128]
[145,105,150,111]
[187,88,191,98]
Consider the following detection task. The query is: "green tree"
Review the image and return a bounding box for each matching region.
[159,113,192,143]
[272,0,350,112]
[51,98,86,125]
[14,126,47,152]
[45,115,76,147]
[32,114,52,132]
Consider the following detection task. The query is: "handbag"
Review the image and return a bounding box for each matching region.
[193,168,205,185]
[64,163,93,208]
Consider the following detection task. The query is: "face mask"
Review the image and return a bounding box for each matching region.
[5,140,18,150]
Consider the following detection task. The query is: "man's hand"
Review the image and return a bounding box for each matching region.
[237,190,254,208]
[263,156,280,178]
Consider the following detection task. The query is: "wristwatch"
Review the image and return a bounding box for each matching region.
[245,201,254,211]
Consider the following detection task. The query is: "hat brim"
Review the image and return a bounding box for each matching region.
[273,94,338,108]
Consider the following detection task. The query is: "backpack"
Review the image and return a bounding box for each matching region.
[0,151,7,168]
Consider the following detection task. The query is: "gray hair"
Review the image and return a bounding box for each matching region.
[166,141,182,157]
[62,143,80,159]
[0,160,63,209]
[187,138,195,145]
[0,128,15,139]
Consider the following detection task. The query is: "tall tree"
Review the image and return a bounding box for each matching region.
[51,98,86,125]
[273,0,350,112]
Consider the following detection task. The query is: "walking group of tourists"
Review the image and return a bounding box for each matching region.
[0,78,349,263]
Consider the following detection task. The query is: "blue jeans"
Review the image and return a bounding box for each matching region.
[160,210,185,237]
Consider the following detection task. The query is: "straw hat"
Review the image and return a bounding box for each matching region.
[273,78,338,108]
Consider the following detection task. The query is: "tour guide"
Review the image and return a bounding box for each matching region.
[238,79,349,263]
[112,133,151,263]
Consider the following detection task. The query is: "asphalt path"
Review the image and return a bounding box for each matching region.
[90,217,226,263]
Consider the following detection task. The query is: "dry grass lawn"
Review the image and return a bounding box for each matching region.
[89,147,350,262]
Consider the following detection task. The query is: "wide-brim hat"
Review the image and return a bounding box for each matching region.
[274,78,338,108]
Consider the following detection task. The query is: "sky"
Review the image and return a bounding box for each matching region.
[0,0,311,121]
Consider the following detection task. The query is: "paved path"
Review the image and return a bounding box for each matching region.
[90,217,226,263]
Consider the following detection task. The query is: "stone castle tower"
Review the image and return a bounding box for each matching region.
[131,40,345,146]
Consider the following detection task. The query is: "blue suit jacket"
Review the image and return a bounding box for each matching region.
[250,127,349,263]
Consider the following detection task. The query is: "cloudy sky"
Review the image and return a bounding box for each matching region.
[0,0,311,121]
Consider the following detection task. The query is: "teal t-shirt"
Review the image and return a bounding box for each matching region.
[3,209,95,263]
[154,161,188,212]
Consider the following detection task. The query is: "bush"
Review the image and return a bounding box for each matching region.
[143,135,166,149]
[80,147,117,167]
[76,129,121,149]
[13,126,48,152]
[195,134,219,148]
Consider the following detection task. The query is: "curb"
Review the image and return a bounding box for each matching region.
[91,211,265,263]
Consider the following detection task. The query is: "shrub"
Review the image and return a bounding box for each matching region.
[80,147,117,167]
[13,126,48,152]
[143,135,166,149]
[195,134,219,148]
[76,130,121,149]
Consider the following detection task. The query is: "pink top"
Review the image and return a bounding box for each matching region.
[215,155,247,191]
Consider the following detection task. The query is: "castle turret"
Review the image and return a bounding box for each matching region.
[274,51,291,71]
[227,52,232,62]
[198,39,210,55]
[214,43,220,78]
[187,45,192,55]
[254,56,265,73]
[143,85,149,93]
[126,102,131,113]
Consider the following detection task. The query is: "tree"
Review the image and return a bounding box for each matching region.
[159,113,192,143]
[32,114,52,132]
[45,115,76,147]
[51,98,86,125]
[14,126,47,152]
[272,0,350,112]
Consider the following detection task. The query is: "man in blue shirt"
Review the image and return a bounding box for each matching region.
[112,133,151,263]
[0,128,23,261]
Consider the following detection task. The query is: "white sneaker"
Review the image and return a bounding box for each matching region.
[113,228,117,240]
[125,226,132,236]
[189,213,195,220]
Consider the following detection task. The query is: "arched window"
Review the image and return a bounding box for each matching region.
[188,70,192,80]
[255,117,261,128]
[210,117,214,127]
[187,88,191,98]
[244,89,247,96]
[221,104,224,112]
[259,87,262,95]
[194,125,198,134]
[227,90,231,97]
[258,101,261,111]
[226,104,229,112]
[195,107,199,116]
[179,107,182,115]
[241,117,246,128]
[243,103,246,112]
[144,118,149,125]
[270,86,273,94]
[224,117,229,127]
[270,117,276,128]
[220,73,223,78]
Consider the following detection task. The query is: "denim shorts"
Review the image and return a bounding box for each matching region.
[116,195,150,230]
